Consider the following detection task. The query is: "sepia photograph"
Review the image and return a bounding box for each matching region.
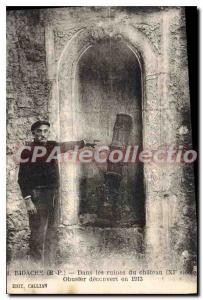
[6,5,198,294]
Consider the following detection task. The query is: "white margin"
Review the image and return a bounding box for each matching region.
[1,1,202,299]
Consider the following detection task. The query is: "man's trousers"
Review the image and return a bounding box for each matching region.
[28,188,59,266]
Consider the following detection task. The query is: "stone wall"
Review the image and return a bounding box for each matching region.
[7,9,51,261]
[7,7,197,271]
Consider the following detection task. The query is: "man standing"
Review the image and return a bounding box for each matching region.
[18,120,95,266]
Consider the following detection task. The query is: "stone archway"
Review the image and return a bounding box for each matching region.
[75,37,145,226]
[49,23,164,264]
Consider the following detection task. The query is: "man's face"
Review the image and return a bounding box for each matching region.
[32,124,50,143]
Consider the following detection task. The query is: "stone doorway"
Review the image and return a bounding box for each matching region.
[56,37,146,266]
[75,39,145,227]
[54,23,159,266]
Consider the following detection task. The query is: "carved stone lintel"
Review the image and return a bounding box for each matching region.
[132,23,161,54]
[53,27,85,59]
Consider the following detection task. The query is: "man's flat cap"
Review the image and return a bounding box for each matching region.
[31,120,50,132]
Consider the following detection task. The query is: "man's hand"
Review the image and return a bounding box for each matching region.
[84,139,100,148]
[24,197,37,214]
